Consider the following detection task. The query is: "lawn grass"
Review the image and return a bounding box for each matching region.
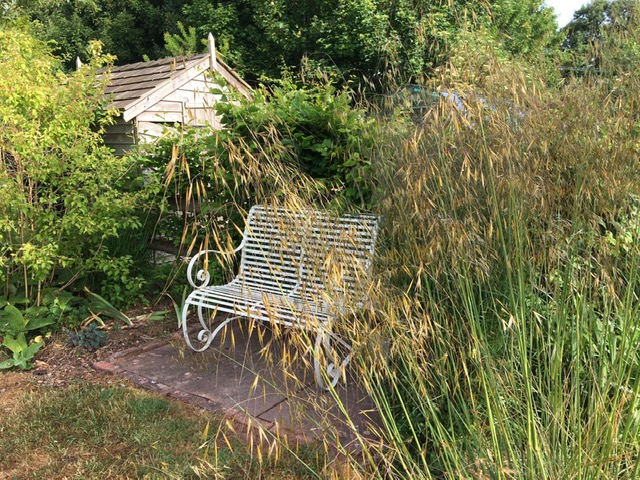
[0,380,325,479]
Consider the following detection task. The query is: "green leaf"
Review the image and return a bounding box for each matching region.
[20,340,44,359]
[0,305,27,336]
[10,297,30,305]
[25,316,56,331]
[9,354,28,370]
[0,358,16,369]
[147,311,167,322]
[85,288,132,325]
[2,333,28,354]
[41,290,75,308]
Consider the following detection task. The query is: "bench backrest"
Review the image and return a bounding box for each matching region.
[239,205,380,307]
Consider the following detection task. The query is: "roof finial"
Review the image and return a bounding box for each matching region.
[76,56,82,70]
[208,33,217,71]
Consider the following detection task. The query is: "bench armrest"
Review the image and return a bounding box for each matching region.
[186,240,245,288]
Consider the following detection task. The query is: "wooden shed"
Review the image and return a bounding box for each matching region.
[102,35,251,155]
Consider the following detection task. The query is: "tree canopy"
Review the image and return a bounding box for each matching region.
[560,0,638,74]
[5,0,185,66]
[4,0,559,84]
[180,0,559,83]
[562,0,636,49]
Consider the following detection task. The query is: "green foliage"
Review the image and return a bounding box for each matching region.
[164,21,200,57]
[6,0,559,84]
[0,334,43,370]
[179,0,558,84]
[139,79,374,260]
[224,83,372,208]
[560,0,639,75]
[0,25,150,310]
[562,0,636,49]
[65,323,109,351]
[490,0,561,56]
[216,80,375,208]
[0,288,92,367]
[85,288,133,326]
[84,287,166,326]
[0,302,51,369]
[134,125,242,262]
[7,0,187,67]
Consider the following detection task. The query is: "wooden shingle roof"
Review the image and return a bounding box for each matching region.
[104,54,208,111]
[102,50,251,121]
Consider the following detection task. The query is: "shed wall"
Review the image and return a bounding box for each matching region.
[106,64,236,150]
[103,116,136,156]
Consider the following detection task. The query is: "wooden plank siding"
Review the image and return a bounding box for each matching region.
[136,101,185,123]
[103,116,136,156]
[137,121,169,143]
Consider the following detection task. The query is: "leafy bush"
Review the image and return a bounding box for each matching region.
[0,301,53,369]
[137,79,375,260]
[216,80,375,208]
[0,24,157,367]
[0,24,150,311]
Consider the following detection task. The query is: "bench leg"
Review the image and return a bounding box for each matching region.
[313,330,353,390]
[182,301,240,352]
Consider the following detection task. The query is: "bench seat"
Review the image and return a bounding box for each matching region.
[181,205,380,389]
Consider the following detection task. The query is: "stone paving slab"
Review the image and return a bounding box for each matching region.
[95,320,381,447]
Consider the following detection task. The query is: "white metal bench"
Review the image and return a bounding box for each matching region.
[181,205,380,389]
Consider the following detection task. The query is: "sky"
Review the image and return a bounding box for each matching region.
[544,0,588,27]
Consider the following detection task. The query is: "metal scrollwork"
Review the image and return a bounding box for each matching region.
[186,251,213,288]
[186,242,245,289]
[195,268,210,286]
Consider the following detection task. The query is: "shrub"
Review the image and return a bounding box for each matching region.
[137,79,375,260]
[0,25,149,317]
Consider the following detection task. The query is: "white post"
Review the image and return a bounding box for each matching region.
[76,56,82,70]
[208,33,217,71]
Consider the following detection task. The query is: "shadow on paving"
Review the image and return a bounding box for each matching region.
[96,319,381,449]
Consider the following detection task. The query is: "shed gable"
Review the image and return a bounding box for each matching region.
[101,37,250,154]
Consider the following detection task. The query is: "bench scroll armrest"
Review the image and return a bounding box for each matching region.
[186,241,245,288]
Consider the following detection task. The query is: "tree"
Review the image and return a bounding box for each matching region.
[4,0,559,83]
[561,0,638,73]
[5,0,187,67]
[180,0,558,84]
[490,0,561,56]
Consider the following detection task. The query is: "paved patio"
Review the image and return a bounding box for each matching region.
[94,319,381,448]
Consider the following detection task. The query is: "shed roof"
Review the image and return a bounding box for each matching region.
[102,52,251,121]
